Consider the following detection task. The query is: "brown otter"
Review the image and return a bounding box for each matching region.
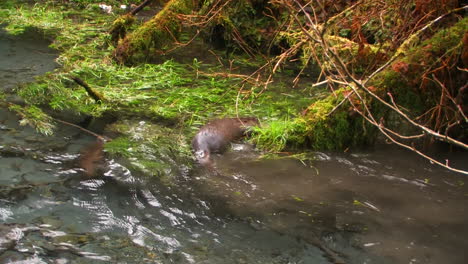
[192,117,259,165]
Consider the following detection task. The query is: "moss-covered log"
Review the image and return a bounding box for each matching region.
[109,0,158,45]
[113,0,196,64]
[110,14,136,45]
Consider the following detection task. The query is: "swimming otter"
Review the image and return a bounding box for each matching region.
[192,117,259,165]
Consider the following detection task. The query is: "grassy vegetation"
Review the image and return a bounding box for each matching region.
[251,118,305,152]
[104,120,192,183]
[3,0,459,179]
[1,2,313,117]
[8,104,56,135]
[0,1,322,179]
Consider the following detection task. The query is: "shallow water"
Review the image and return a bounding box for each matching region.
[0,108,330,263]
[0,27,58,92]
[1,26,468,264]
[203,146,468,264]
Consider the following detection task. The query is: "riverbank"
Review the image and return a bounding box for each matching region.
[0,1,320,179]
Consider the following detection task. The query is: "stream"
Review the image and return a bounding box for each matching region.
[1,27,468,264]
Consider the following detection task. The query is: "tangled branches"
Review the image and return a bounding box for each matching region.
[272,0,467,174]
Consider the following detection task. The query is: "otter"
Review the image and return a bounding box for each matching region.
[192,117,259,165]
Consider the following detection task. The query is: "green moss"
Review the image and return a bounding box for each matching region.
[370,17,468,126]
[110,14,137,44]
[104,120,192,183]
[304,91,372,150]
[408,17,467,56]
[114,0,196,63]
[104,137,134,157]
[8,105,56,135]
[252,88,374,152]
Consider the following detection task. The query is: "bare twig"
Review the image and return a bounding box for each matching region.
[387,92,467,149]
[285,1,468,174]
[364,5,468,85]
[326,90,354,116]
[54,119,107,142]
[432,74,467,122]
[343,83,467,175]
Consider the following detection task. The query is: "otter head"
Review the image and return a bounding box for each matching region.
[194,149,211,165]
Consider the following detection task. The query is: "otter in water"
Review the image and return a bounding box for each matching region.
[192,117,259,165]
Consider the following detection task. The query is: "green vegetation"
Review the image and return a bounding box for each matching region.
[252,88,373,152]
[369,17,468,132]
[8,104,56,135]
[251,119,305,152]
[1,0,465,176]
[1,2,311,118]
[0,1,317,180]
[104,120,192,183]
[114,0,195,63]
[301,89,369,150]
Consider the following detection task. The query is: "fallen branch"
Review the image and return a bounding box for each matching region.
[343,82,468,175]
[71,76,105,103]
[53,118,107,142]
[128,0,154,16]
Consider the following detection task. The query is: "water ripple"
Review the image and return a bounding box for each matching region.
[104,159,135,183]
[140,189,161,208]
[160,209,182,226]
[78,179,106,190]
[0,206,13,221]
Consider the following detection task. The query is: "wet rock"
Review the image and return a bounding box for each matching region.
[0,145,26,157]
[0,124,12,131]
[0,224,24,254]
[0,250,29,263]
[50,234,90,245]
[0,184,33,201]
[37,216,63,229]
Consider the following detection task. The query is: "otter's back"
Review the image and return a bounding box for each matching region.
[192,117,259,154]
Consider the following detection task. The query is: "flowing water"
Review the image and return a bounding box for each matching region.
[1,27,468,264]
[0,27,57,92]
